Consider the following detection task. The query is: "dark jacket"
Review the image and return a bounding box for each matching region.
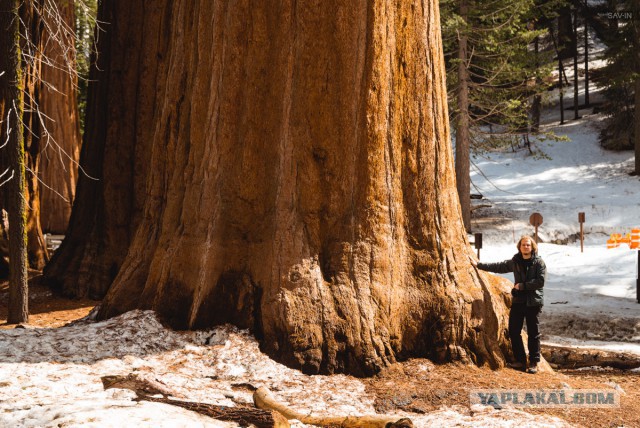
[478,252,546,307]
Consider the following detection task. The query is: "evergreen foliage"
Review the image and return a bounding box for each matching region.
[75,0,98,134]
[593,0,640,151]
[440,0,563,155]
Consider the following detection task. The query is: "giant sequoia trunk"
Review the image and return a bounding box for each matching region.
[50,0,512,375]
[39,0,82,234]
[44,0,163,298]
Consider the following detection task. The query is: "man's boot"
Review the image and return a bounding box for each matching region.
[507,361,526,372]
[527,362,540,374]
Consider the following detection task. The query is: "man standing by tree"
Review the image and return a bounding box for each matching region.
[474,236,546,374]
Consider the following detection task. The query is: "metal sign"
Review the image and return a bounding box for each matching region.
[529,213,543,227]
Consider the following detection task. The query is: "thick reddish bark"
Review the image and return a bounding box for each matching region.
[44,1,165,298]
[51,0,512,375]
[39,0,82,234]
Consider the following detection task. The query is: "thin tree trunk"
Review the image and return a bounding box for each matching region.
[609,0,619,31]
[584,18,590,107]
[531,36,541,133]
[635,0,640,175]
[0,0,29,324]
[19,1,48,270]
[73,0,512,375]
[455,0,471,232]
[555,16,566,125]
[559,56,564,124]
[633,77,640,175]
[573,8,580,120]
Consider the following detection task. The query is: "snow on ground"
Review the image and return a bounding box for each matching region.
[471,93,640,356]
[0,311,572,428]
[3,107,632,427]
[2,98,637,428]
[1,38,637,427]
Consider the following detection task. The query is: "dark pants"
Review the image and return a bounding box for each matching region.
[509,303,542,365]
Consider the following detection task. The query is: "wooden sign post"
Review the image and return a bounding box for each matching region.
[529,212,543,244]
[578,212,585,253]
[474,232,483,259]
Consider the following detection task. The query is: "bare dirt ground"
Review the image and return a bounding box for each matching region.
[365,360,640,428]
[1,278,639,427]
[0,273,99,329]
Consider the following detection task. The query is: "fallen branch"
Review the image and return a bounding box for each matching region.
[253,386,413,428]
[101,373,184,398]
[138,395,289,428]
[101,374,289,428]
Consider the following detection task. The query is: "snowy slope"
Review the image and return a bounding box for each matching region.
[471,99,640,354]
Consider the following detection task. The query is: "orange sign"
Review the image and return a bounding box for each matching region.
[607,228,640,249]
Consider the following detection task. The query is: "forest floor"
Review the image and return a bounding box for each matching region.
[0,273,98,330]
[366,361,639,428]
[1,278,639,427]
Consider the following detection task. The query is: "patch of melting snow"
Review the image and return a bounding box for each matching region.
[0,311,576,427]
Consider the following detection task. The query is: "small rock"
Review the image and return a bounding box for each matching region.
[470,404,496,414]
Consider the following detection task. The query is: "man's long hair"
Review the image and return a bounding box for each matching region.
[517,235,538,253]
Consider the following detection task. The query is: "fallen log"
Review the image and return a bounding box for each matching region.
[542,344,640,370]
[253,386,413,428]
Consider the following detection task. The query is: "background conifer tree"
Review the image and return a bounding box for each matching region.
[440,0,560,231]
